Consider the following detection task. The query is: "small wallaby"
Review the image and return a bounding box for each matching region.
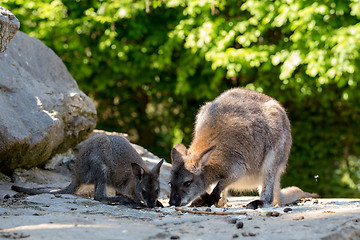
[12,133,164,208]
[169,88,318,209]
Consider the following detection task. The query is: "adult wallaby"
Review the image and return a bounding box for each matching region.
[12,133,164,208]
[169,88,317,209]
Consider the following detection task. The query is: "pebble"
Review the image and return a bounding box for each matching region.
[236,222,244,229]
[4,194,10,199]
[293,216,305,221]
[242,232,257,237]
[233,234,239,238]
[13,193,22,198]
[170,235,180,239]
[229,218,238,224]
[283,207,292,213]
[266,211,280,217]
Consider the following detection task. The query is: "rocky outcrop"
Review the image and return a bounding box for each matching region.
[0,6,20,53]
[0,31,97,171]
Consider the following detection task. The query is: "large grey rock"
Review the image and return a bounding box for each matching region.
[0,6,20,53]
[0,31,97,171]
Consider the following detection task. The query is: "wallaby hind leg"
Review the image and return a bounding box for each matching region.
[93,165,109,202]
[91,164,141,208]
[247,151,277,209]
[247,150,286,209]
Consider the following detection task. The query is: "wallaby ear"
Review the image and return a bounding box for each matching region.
[152,159,164,176]
[198,145,216,170]
[171,144,187,165]
[131,163,144,180]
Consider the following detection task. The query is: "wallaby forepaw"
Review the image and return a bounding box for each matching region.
[215,197,228,207]
[200,193,219,206]
[192,193,216,206]
[190,197,205,207]
[246,200,264,210]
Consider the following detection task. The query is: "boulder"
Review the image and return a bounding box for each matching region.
[0,31,97,171]
[0,6,20,53]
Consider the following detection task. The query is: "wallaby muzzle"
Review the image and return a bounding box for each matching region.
[169,192,181,206]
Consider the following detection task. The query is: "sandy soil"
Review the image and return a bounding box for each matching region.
[1,181,360,240]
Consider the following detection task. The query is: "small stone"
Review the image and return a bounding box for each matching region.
[266,211,280,217]
[13,193,22,198]
[248,232,257,236]
[272,211,280,217]
[293,216,305,221]
[233,234,239,238]
[236,222,244,229]
[205,208,212,212]
[4,194,11,199]
[266,212,273,217]
[170,235,180,239]
[283,207,292,213]
[229,218,238,224]
[71,208,77,211]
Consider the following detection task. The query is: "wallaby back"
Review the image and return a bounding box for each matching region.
[170,88,316,208]
[12,134,164,208]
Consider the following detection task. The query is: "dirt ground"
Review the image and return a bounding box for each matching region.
[1,181,360,240]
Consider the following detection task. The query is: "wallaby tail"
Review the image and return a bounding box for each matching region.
[11,181,79,195]
[277,186,319,206]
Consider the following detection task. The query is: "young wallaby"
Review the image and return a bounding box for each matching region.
[169,88,318,209]
[12,133,164,208]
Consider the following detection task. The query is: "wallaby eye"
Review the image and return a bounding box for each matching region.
[156,189,160,194]
[168,182,172,187]
[183,180,192,187]
[142,189,147,195]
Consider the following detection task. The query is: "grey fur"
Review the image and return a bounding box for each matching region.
[169,88,314,208]
[12,134,164,208]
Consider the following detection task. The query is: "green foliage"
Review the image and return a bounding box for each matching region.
[3,0,360,197]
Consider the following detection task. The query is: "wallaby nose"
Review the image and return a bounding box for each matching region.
[169,198,181,206]
[169,198,176,206]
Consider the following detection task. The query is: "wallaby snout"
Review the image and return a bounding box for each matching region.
[169,190,181,206]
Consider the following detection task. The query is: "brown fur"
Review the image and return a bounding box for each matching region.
[12,134,164,208]
[169,88,317,208]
